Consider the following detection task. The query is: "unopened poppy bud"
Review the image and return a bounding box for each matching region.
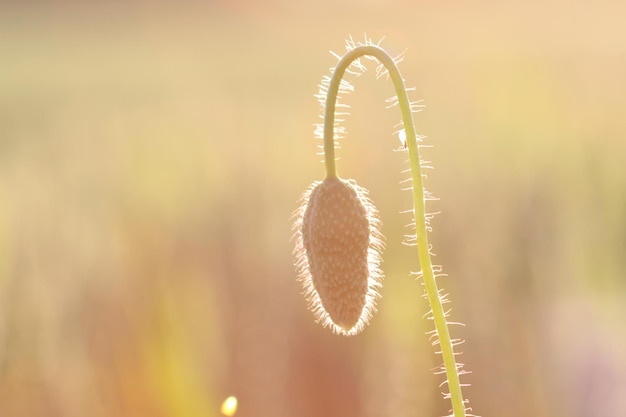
[294,177,384,335]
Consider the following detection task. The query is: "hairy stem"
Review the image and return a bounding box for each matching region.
[323,45,466,417]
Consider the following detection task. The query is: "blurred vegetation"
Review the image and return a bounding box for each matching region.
[1,1,625,416]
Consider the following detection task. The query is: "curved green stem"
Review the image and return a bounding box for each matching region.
[323,45,466,417]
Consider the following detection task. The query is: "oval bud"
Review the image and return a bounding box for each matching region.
[293,177,384,335]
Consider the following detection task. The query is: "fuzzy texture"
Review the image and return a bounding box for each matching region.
[293,177,384,336]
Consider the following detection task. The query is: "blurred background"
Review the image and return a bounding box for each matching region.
[1,1,626,416]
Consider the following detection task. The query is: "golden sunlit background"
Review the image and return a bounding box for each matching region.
[2,1,626,416]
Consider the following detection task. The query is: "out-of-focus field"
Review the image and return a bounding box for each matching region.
[1,1,626,416]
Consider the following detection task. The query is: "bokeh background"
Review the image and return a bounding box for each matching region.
[2,1,626,416]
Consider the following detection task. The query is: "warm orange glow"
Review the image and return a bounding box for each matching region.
[2,3,626,417]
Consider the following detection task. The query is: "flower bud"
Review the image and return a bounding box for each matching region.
[294,177,384,335]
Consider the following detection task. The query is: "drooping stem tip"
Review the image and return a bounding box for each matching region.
[322,44,467,417]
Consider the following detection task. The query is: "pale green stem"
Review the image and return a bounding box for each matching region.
[323,45,466,417]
